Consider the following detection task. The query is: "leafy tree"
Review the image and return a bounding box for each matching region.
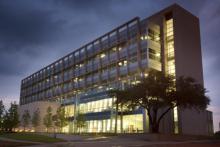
[116,70,210,133]
[43,106,53,132]
[22,110,31,131]
[2,111,11,131]
[52,107,68,133]
[32,108,40,131]
[108,90,131,133]
[76,113,86,134]
[0,100,5,131]
[2,102,19,132]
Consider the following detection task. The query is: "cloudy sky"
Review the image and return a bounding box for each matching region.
[0,0,220,131]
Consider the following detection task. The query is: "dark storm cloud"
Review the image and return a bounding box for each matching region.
[53,0,115,11]
[198,1,220,108]
[0,1,66,76]
[0,1,65,53]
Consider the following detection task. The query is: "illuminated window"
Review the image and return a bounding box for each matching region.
[174,107,179,134]
[123,114,143,133]
[118,62,123,66]
[79,98,113,114]
[166,18,175,76]
[166,17,178,134]
[112,47,117,51]
[63,105,74,117]
[118,60,127,66]
[100,53,106,58]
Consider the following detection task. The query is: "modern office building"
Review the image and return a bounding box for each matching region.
[19,4,213,135]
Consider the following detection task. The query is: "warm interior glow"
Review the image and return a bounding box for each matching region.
[100,53,106,58]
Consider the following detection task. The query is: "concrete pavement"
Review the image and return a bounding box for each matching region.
[24,134,220,147]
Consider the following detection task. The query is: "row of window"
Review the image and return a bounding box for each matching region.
[22,26,160,89]
[20,73,144,105]
[21,42,154,98]
[21,41,144,89]
[71,114,143,133]
[79,98,113,114]
[22,20,140,87]
[21,26,162,104]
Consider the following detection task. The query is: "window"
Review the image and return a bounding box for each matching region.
[79,98,113,114]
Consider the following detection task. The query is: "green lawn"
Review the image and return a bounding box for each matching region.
[0,133,64,143]
[0,141,35,147]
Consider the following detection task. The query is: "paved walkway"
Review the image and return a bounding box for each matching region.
[25,140,220,147]
[1,134,219,147]
[24,135,220,147]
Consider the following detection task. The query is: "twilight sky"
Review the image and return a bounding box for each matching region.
[0,0,220,131]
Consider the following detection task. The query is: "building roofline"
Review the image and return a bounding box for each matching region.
[21,3,199,82]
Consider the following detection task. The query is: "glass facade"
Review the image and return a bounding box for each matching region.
[19,15,174,134]
[79,98,113,114]
[166,18,175,76]
[166,17,179,134]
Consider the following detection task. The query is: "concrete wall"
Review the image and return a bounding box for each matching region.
[179,108,213,135]
[173,5,204,85]
[172,5,213,136]
[147,4,213,135]
[18,101,60,132]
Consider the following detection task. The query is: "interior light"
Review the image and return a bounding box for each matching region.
[155,36,160,41]
[74,78,78,82]
[100,53,106,58]
[118,62,123,66]
[156,53,160,57]
[112,47,117,51]
[131,81,136,85]
[136,80,141,84]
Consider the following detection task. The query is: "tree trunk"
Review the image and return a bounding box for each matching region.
[120,104,123,133]
[149,107,173,133]
[151,123,159,133]
[115,102,118,134]
[147,108,160,133]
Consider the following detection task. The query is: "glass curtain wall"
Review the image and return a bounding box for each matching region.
[166,17,179,134]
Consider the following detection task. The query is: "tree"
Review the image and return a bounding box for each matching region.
[2,102,19,132]
[108,90,131,133]
[0,100,5,131]
[43,106,53,132]
[32,108,40,131]
[22,110,31,131]
[116,70,210,133]
[75,113,86,134]
[52,107,68,133]
[2,111,11,131]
